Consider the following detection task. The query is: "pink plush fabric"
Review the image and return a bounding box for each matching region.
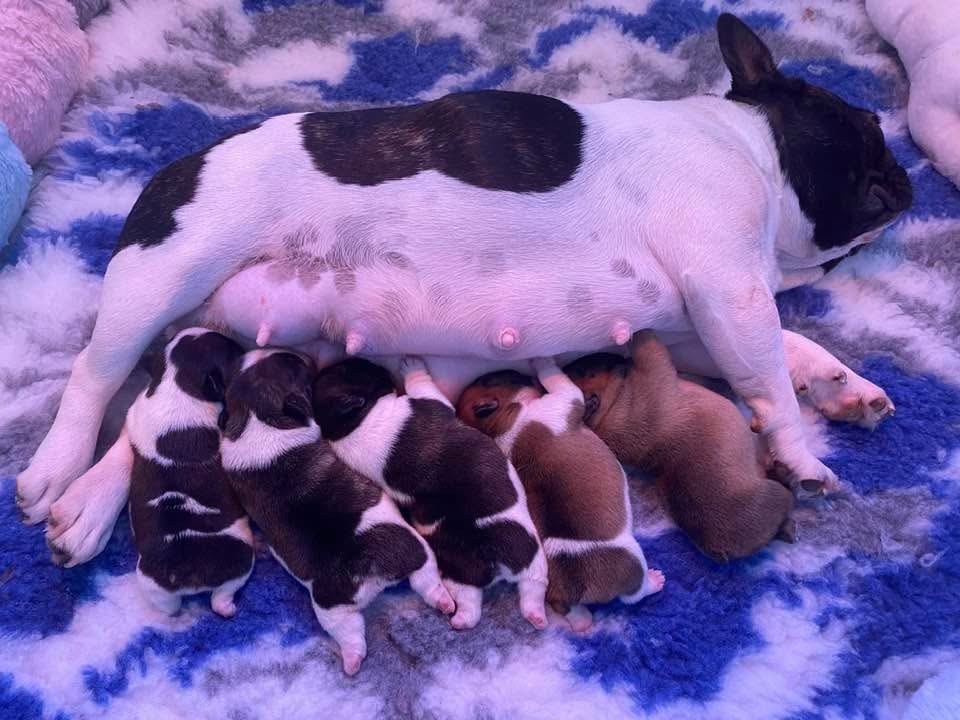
[0,0,89,165]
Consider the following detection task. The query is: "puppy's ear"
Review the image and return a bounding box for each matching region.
[717,13,777,94]
[282,392,313,426]
[223,407,249,441]
[472,399,499,419]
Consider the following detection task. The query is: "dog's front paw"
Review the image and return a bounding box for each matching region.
[797,365,895,429]
[776,452,840,499]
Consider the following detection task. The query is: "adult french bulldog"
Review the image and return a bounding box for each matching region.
[25,15,911,567]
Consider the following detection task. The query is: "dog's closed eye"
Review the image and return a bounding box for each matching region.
[472,400,499,418]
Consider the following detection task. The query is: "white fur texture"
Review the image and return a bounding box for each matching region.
[866,0,960,187]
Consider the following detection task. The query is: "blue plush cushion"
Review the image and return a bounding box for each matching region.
[0,121,32,247]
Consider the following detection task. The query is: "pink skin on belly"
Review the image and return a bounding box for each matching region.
[202,260,678,399]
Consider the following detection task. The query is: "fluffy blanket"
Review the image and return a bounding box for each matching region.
[2,1,959,718]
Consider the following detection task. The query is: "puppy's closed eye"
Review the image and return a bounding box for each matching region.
[337,394,366,415]
[282,392,313,425]
[472,400,499,418]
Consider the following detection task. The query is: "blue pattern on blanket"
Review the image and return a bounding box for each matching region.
[2,0,959,718]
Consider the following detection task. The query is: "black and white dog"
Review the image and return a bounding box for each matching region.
[26,15,911,568]
[312,356,548,630]
[125,328,253,616]
[220,349,454,674]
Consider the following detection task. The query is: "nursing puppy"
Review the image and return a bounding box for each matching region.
[126,328,254,616]
[311,356,549,631]
[564,332,795,562]
[220,349,453,675]
[457,359,664,632]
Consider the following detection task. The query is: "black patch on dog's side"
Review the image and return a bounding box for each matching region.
[129,449,253,593]
[156,427,220,464]
[716,13,912,251]
[300,90,584,193]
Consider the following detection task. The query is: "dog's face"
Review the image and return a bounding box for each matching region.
[311,358,397,441]
[717,14,912,259]
[561,354,629,426]
[222,350,317,441]
[456,370,539,438]
[153,328,245,404]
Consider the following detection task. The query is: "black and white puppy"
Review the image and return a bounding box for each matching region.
[312,356,549,631]
[220,349,454,675]
[126,328,253,617]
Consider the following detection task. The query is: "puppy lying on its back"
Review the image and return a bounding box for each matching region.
[564,332,795,562]
[126,328,254,617]
[312,356,548,631]
[220,349,453,675]
[457,358,663,631]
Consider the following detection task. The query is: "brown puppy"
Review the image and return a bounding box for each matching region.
[457,357,664,631]
[563,332,795,562]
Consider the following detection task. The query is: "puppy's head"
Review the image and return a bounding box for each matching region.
[156,328,245,404]
[562,354,629,427]
[221,350,317,441]
[716,14,912,263]
[311,358,396,441]
[456,370,539,438]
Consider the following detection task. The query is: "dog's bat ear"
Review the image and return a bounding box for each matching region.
[717,13,778,94]
[472,399,499,418]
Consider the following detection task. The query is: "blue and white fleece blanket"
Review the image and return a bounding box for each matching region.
[2,1,959,718]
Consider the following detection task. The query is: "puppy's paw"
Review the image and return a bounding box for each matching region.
[425,583,456,615]
[645,568,666,595]
[211,593,237,618]
[565,605,593,633]
[339,645,366,676]
[798,366,895,429]
[398,355,427,377]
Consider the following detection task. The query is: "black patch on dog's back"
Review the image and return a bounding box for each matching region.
[300,90,584,193]
[156,427,220,464]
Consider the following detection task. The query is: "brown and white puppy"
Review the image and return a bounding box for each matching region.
[563,332,795,562]
[126,328,254,617]
[311,356,549,631]
[456,358,664,632]
[220,349,453,675]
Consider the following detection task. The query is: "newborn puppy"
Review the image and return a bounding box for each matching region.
[126,328,254,617]
[563,332,795,562]
[456,358,664,632]
[220,349,453,675]
[312,356,548,631]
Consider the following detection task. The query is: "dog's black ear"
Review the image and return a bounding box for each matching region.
[337,394,367,415]
[223,408,249,441]
[472,399,499,419]
[217,408,229,431]
[282,392,313,426]
[717,13,777,93]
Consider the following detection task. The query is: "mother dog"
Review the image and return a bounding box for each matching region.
[24,15,911,562]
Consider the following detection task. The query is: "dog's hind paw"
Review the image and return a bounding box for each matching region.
[796,364,894,429]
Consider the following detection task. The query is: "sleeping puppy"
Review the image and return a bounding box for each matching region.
[456,358,664,632]
[311,356,549,631]
[563,332,795,563]
[220,349,453,675]
[126,327,254,617]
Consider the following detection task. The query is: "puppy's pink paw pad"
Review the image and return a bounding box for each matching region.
[647,569,666,594]
[428,585,456,615]
[524,610,548,630]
